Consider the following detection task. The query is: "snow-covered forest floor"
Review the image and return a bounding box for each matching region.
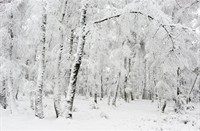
[1,96,200,130]
[1,0,200,130]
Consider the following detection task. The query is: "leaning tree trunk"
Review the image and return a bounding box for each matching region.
[35,2,47,119]
[187,73,199,103]
[65,1,88,119]
[54,0,68,118]
[161,100,167,113]
[112,72,121,106]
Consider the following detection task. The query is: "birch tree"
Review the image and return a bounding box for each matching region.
[35,1,47,119]
[112,72,121,106]
[65,0,88,118]
[7,10,16,114]
[54,0,68,118]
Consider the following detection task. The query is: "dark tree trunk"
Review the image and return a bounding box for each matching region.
[15,88,19,100]
[94,93,97,104]
[128,58,131,73]
[130,92,134,100]
[162,100,167,113]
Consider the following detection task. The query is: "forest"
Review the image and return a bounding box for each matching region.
[0,0,200,130]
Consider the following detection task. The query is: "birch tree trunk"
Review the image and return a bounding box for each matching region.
[65,29,74,97]
[123,76,128,102]
[54,39,63,118]
[54,0,68,118]
[7,12,16,114]
[65,1,88,118]
[142,59,148,99]
[69,29,74,56]
[35,2,47,119]
[177,67,181,96]
[100,74,103,100]
[93,73,98,105]
[187,73,199,103]
[112,72,121,106]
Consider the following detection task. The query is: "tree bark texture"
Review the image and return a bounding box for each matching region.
[65,1,88,118]
[54,0,68,118]
[35,2,47,119]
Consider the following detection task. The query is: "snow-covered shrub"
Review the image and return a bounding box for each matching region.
[186,104,195,111]
[174,94,187,113]
[100,112,108,119]
[72,107,78,112]
[155,80,173,112]
[90,103,99,109]
[22,80,35,95]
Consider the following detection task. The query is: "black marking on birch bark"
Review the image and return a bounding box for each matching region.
[35,2,46,119]
[65,2,88,118]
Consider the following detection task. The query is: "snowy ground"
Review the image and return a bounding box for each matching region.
[1,96,200,131]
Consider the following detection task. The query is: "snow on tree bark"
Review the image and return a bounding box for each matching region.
[6,12,16,114]
[187,67,199,103]
[69,29,74,57]
[65,1,88,118]
[35,2,47,119]
[140,40,148,100]
[100,74,103,100]
[112,72,121,106]
[54,0,68,118]
[64,29,74,98]
[123,75,128,102]
[93,73,98,104]
[177,67,181,96]
[54,35,63,118]
[142,59,148,99]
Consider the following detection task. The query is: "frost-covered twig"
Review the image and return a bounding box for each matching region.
[93,11,177,51]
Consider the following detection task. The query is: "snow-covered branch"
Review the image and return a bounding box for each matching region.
[93,11,176,50]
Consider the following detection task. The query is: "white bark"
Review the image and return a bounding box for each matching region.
[6,12,16,114]
[65,1,88,118]
[142,59,148,99]
[112,72,121,106]
[7,73,16,113]
[54,0,68,118]
[100,74,103,100]
[187,73,199,102]
[35,2,47,119]
[177,67,181,95]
